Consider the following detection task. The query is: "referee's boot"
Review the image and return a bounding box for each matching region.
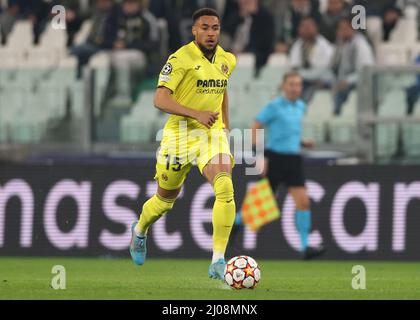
[129,222,147,265]
[302,245,326,260]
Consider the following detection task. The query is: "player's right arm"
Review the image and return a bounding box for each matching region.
[154,87,219,129]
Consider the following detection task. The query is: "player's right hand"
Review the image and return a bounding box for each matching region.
[195,111,219,128]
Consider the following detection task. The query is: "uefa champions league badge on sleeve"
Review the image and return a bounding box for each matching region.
[161,62,173,75]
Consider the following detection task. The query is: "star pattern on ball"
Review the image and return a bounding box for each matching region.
[223,256,260,290]
[244,264,254,277]
[233,282,243,290]
[226,263,235,274]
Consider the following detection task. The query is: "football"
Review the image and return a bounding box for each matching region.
[224,256,261,289]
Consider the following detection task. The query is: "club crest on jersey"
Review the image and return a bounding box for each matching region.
[161,62,172,75]
[221,64,229,75]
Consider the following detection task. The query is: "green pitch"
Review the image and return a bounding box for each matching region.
[0,257,419,300]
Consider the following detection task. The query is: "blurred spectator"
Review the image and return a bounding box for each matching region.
[276,0,321,51]
[318,0,351,43]
[107,0,160,106]
[382,5,403,41]
[223,0,275,73]
[330,17,375,115]
[353,0,397,16]
[406,53,420,115]
[289,16,334,102]
[70,0,119,78]
[149,0,217,52]
[54,0,86,47]
[263,0,289,44]
[0,0,52,44]
[28,0,52,44]
[0,0,22,44]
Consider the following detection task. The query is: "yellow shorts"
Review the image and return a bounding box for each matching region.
[154,129,234,190]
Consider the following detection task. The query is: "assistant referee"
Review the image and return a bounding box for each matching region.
[251,71,325,260]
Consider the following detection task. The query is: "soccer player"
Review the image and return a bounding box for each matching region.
[251,71,325,260]
[129,8,237,280]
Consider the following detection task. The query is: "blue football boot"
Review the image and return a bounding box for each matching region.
[129,222,147,265]
[208,258,226,280]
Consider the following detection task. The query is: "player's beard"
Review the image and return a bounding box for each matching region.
[197,41,218,57]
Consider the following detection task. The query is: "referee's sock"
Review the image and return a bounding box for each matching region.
[295,210,312,252]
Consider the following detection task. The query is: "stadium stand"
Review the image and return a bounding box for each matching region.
[0,0,419,163]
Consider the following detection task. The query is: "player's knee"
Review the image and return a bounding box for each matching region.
[213,173,234,203]
[154,194,176,216]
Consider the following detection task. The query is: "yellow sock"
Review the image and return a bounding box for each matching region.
[212,172,235,254]
[135,193,175,235]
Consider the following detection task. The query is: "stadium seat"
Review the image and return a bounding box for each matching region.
[0,84,47,144]
[230,82,278,130]
[376,43,409,66]
[0,48,24,68]
[5,21,33,49]
[229,53,255,86]
[10,116,46,144]
[23,47,61,68]
[366,17,383,46]
[402,100,420,158]
[36,83,68,119]
[389,18,418,44]
[227,83,244,113]
[152,111,170,140]
[0,125,7,143]
[70,80,85,118]
[120,91,157,143]
[228,83,252,130]
[329,92,358,144]
[375,89,406,158]
[89,52,111,117]
[266,53,289,67]
[303,90,334,144]
[256,54,288,90]
[409,43,420,62]
[39,23,68,55]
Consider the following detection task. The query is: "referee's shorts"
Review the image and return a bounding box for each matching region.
[264,149,306,190]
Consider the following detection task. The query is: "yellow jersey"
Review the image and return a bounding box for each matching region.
[157,41,237,132]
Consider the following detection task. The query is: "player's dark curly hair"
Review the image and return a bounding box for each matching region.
[192,8,220,23]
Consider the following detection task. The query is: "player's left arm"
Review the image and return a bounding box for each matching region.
[222,90,229,133]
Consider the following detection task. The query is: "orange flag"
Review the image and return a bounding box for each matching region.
[241,178,281,232]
